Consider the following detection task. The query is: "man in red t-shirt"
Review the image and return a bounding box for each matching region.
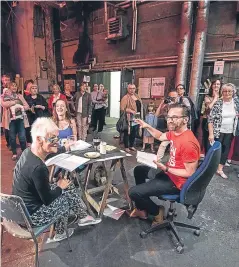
[128,104,200,225]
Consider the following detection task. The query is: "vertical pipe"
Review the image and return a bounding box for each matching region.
[175,1,193,87]
[189,0,210,107]
[104,1,108,24]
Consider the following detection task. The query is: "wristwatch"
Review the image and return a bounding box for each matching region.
[165,166,169,172]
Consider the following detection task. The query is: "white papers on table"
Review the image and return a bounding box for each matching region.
[70,140,92,151]
[136,151,157,169]
[54,155,90,172]
[45,153,71,167]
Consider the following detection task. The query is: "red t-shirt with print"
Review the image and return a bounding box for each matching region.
[166,130,200,190]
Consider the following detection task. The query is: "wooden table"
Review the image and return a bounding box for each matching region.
[48,147,133,219]
[69,148,133,218]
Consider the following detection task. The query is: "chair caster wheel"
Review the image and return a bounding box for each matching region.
[194,230,200,236]
[140,231,148,239]
[176,245,184,254]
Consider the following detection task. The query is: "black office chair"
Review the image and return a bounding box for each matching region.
[140,141,222,253]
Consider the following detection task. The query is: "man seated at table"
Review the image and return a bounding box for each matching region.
[12,117,101,242]
[129,104,200,225]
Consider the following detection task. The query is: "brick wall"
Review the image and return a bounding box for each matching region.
[62,1,239,88]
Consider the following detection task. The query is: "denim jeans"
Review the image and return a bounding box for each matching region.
[129,166,180,216]
[9,119,27,155]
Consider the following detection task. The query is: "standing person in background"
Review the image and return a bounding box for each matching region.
[25,84,49,144]
[64,83,75,118]
[74,83,92,141]
[0,82,29,160]
[1,74,11,149]
[103,88,108,126]
[48,84,66,115]
[120,84,143,153]
[201,79,221,155]
[176,84,198,134]
[99,84,107,126]
[91,84,106,133]
[155,90,179,162]
[23,79,34,97]
[208,83,239,179]
[141,102,157,153]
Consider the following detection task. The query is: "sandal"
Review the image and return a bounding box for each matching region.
[141,148,145,152]
[126,208,147,220]
[151,149,156,153]
[216,170,228,179]
[129,147,137,151]
[125,148,131,153]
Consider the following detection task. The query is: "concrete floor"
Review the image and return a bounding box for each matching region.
[1,118,239,267]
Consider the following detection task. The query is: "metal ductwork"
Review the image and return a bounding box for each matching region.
[175,1,193,87]
[189,0,210,107]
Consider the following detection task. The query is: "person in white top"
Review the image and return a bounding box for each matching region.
[208,83,239,179]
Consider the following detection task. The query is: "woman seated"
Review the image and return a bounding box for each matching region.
[52,99,77,144]
[12,117,101,242]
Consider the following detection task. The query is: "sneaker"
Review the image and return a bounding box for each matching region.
[225,160,231,167]
[78,215,102,227]
[52,228,74,242]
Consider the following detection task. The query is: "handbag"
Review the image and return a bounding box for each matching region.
[116,111,128,132]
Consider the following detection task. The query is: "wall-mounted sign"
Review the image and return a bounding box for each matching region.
[151,77,165,98]
[213,61,224,75]
[138,78,151,98]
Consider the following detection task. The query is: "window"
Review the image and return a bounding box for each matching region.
[33,5,44,38]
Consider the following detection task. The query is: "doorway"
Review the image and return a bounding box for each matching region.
[84,69,134,119]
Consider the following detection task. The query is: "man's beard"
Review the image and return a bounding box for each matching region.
[167,121,185,131]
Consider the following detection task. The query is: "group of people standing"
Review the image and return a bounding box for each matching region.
[120,81,239,180]
[1,74,108,161]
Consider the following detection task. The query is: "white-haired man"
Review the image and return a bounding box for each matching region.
[12,117,101,242]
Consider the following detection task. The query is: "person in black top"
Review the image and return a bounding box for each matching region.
[12,117,101,242]
[25,84,49,144]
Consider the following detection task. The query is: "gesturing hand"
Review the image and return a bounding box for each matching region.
[57,178,71,189]
[134,119,147,128]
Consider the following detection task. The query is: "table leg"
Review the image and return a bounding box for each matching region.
[75,172,96,218]
[119,158,133,210]
[98,159,118,217]
[84,164,93,191]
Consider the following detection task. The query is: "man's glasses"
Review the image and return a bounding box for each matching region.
[165,116,187,121]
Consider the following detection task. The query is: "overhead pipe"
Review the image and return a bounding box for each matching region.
[189,0,210,107]
[175,1,193,87]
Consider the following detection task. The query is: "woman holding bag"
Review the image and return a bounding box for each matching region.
[120,84,143,153]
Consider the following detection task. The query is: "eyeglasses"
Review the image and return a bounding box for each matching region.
[165,116,186,121]
[42,136,59,143]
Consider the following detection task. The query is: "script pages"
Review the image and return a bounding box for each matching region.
[136,151,157,169]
